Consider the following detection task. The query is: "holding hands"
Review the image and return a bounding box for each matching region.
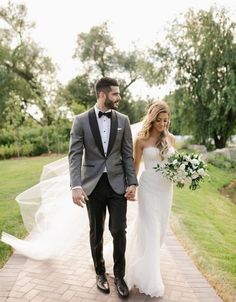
[72,185,136,206]
[125,185,137,201]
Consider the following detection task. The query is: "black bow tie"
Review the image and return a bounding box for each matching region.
[98,111,112,118]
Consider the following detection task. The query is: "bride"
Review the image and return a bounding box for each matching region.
[125,100,175,297]
[1,100,175,298]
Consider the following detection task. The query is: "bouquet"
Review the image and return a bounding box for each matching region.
[154,152,208,190]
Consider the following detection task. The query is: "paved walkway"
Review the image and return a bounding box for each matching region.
[0,202,223,302]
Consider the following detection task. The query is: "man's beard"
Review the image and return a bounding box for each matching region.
[104,97,119,109]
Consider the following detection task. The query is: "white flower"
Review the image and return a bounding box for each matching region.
[191,172,199,179]
[173,176,178,182]
[191,159,199,166]
[179,164,186,171]
[172,159,178,165]
[198,168,205,176]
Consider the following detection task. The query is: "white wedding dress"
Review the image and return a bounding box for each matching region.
[125,146,174,297]
[1,122,174,298]
[1,157,89,260]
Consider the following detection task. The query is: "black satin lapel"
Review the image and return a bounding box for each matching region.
[88,109,105,157]
[107,110,118,156]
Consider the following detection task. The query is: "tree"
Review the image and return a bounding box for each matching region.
[0,1,57,127]
[64,74,95,109]
[150,7,236,148]
[165,90,189,135]
[74,21,117,78]
[72,22,148,121]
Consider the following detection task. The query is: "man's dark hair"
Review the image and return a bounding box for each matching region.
[95,77,119,97]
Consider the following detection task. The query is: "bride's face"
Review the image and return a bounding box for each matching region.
[153,112,169,133]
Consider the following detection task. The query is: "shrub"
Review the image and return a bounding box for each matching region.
[0,122,71,159]
[207,154,236,170]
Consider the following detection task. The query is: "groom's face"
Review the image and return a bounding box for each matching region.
[104,86,121,109]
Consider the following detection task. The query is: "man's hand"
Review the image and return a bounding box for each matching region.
[124,185,137,201]
[72,187,88,207]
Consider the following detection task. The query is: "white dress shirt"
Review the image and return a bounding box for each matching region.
[94,105,111,158]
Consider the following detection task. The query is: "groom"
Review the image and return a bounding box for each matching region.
[68,76,138,298]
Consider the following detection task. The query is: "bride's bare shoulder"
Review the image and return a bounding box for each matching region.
[134,137,146,149]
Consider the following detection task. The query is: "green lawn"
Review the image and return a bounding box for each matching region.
[0,154,64,267]
[171,164,236,302]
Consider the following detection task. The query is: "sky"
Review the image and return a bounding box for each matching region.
[2,0,236,98]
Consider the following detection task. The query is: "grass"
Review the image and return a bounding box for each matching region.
[171,164,236,302]
[0,154,64,267]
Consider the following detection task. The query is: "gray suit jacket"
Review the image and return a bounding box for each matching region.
[68,107,138,195]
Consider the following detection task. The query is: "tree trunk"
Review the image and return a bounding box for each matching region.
[213,132,227,149]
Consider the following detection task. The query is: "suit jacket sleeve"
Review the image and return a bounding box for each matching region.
[68,116,83,188]
[122,116,138,186]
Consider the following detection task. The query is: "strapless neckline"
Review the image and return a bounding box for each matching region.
[142,145,175,171]
[143,146,174,151]
[143,146,157,150]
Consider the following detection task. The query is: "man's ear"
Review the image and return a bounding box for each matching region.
[98,91,106,99]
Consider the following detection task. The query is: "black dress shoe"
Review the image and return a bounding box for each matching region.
[114,277,129,298]
[96,274,110,294]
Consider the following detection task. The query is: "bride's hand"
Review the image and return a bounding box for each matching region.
[125,185,137,201]
[72,187,88,207]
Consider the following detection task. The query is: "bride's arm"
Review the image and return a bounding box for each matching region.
[133,138,143,175]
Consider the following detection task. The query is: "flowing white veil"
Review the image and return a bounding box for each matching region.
[1,122,143,260]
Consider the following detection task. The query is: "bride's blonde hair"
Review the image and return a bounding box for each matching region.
[138,100,171,160]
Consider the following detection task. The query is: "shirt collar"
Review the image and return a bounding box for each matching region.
[94,105,112,117]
